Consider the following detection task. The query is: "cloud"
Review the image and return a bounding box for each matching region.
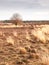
[38,0,49,6]
[0,0,49,20]
[0,0,49,10]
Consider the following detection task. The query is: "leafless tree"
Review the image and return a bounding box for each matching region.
[11,13,22,25]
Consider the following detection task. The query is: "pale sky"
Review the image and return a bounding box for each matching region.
[0,0,49,20]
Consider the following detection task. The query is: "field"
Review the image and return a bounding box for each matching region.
[0,21,49,65]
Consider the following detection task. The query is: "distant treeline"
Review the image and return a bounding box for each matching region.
[0,20,49,25]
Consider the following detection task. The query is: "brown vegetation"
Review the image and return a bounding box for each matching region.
[0,20,49,65]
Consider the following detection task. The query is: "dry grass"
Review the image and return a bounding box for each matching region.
[0,23,49,65]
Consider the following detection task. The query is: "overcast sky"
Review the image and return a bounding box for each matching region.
[0,0,49,20]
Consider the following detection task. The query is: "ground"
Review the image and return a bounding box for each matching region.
[0,22,49,65]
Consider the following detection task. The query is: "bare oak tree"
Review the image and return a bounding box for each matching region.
[11,13,22,25]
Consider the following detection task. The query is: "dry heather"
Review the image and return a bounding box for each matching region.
[0,22,49,65]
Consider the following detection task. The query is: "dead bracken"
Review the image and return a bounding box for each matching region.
[0,21,49,65]
[19,47,27,54]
